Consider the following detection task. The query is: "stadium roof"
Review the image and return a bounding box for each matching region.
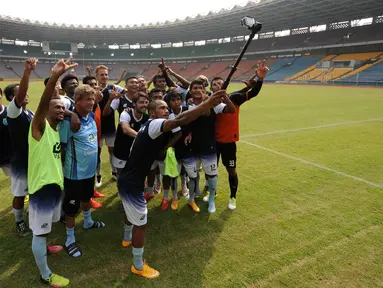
[1,0,383,45]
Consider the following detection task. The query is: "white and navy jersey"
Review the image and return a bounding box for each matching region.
[110,95,135,115]
[98,84,125,135]
[7,99,34,174]
[60,95,75,111]
[0,106,12,166]
[114,110,149,161]
[190,103,226,155]
[169,106,193,160]
[118,119,171,191]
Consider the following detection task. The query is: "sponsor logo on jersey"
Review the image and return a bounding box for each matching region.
[53,142,61,159]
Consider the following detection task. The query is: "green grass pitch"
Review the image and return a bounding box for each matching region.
[0,81,382,287]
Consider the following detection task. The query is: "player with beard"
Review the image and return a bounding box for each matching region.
[117,90,227,279]
[113,92,149,177]
[28,58,77,287]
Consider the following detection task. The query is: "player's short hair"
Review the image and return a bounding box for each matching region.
[196,75,209,87]
[164,90,181,106]
[189,80,204,90]
[125,76,138,84]
[211,76,224,87]
[132,91,148,103]
[74,84,95,102]
[4,84,18,102]
[83,75,97,85]
[147,100,160,114]
[149,88,164,100]
[153,74,165,85]
[61,73,78,89]
[137,75,146,80]
[95,65,108,74]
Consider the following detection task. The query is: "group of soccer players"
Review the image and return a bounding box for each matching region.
[0,56,268,286]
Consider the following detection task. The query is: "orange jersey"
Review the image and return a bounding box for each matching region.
[216,104,240,143]
[216,82,263,143]
[94,105,102,147]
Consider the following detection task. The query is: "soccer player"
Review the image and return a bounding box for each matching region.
[4,58,37,236]
[166,91,192,204]
[95,65,125,185]
[151,74,167,92]
[118,90,226,278]
[113,92,149,174]
[185,80,235,213]
[0,88,12,177]
[60,73,78,109]
[28,57,76,287]
[137,75,148,93]
[149,88,164,102]
[82,76,105,206]
[59,84,105,258]
[215,61,269,210]
[103,76,138,116]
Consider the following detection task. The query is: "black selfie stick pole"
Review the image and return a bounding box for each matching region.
[222,22,262,90]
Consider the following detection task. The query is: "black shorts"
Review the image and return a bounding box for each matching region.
[216,142,237,168]
[63,176,95,215]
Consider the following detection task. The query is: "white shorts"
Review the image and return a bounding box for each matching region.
[11,171,28,197]
[101,133,116,148]
[1,165,11,176]
[112,155,127,169]
[119,188,147,227]
[150,161,165,175]
[183,154,218,178]
[29,184,63,235]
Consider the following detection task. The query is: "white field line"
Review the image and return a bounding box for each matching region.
[240,140,383,189]
[241,118,383,138]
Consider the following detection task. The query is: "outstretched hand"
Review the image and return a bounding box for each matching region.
[25,58,39,72]
[51,57,78,77]
[255,60,269,81]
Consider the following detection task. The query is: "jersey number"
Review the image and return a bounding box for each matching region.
[229,160,235,167]
[210,164,217,171]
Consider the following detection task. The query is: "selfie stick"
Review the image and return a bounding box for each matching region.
[222,17,262,90]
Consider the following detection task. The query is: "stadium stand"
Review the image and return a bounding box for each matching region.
[340,58,383,83]
[0,1,383,86]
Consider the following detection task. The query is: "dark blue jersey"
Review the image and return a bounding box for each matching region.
[118,119,171,191]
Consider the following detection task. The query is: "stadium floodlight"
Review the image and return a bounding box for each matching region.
[222,17,262,89]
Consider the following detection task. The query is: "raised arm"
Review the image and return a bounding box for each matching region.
[15,58,38,107]
[32,57,78,140]
[114,69,127,85]
[230,61,269,106]
[158,58,176,88]
[167,68,190,89]
[163,90,227,132]
[102,87,120,116]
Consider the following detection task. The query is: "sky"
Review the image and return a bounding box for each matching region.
[1,0,257,26]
